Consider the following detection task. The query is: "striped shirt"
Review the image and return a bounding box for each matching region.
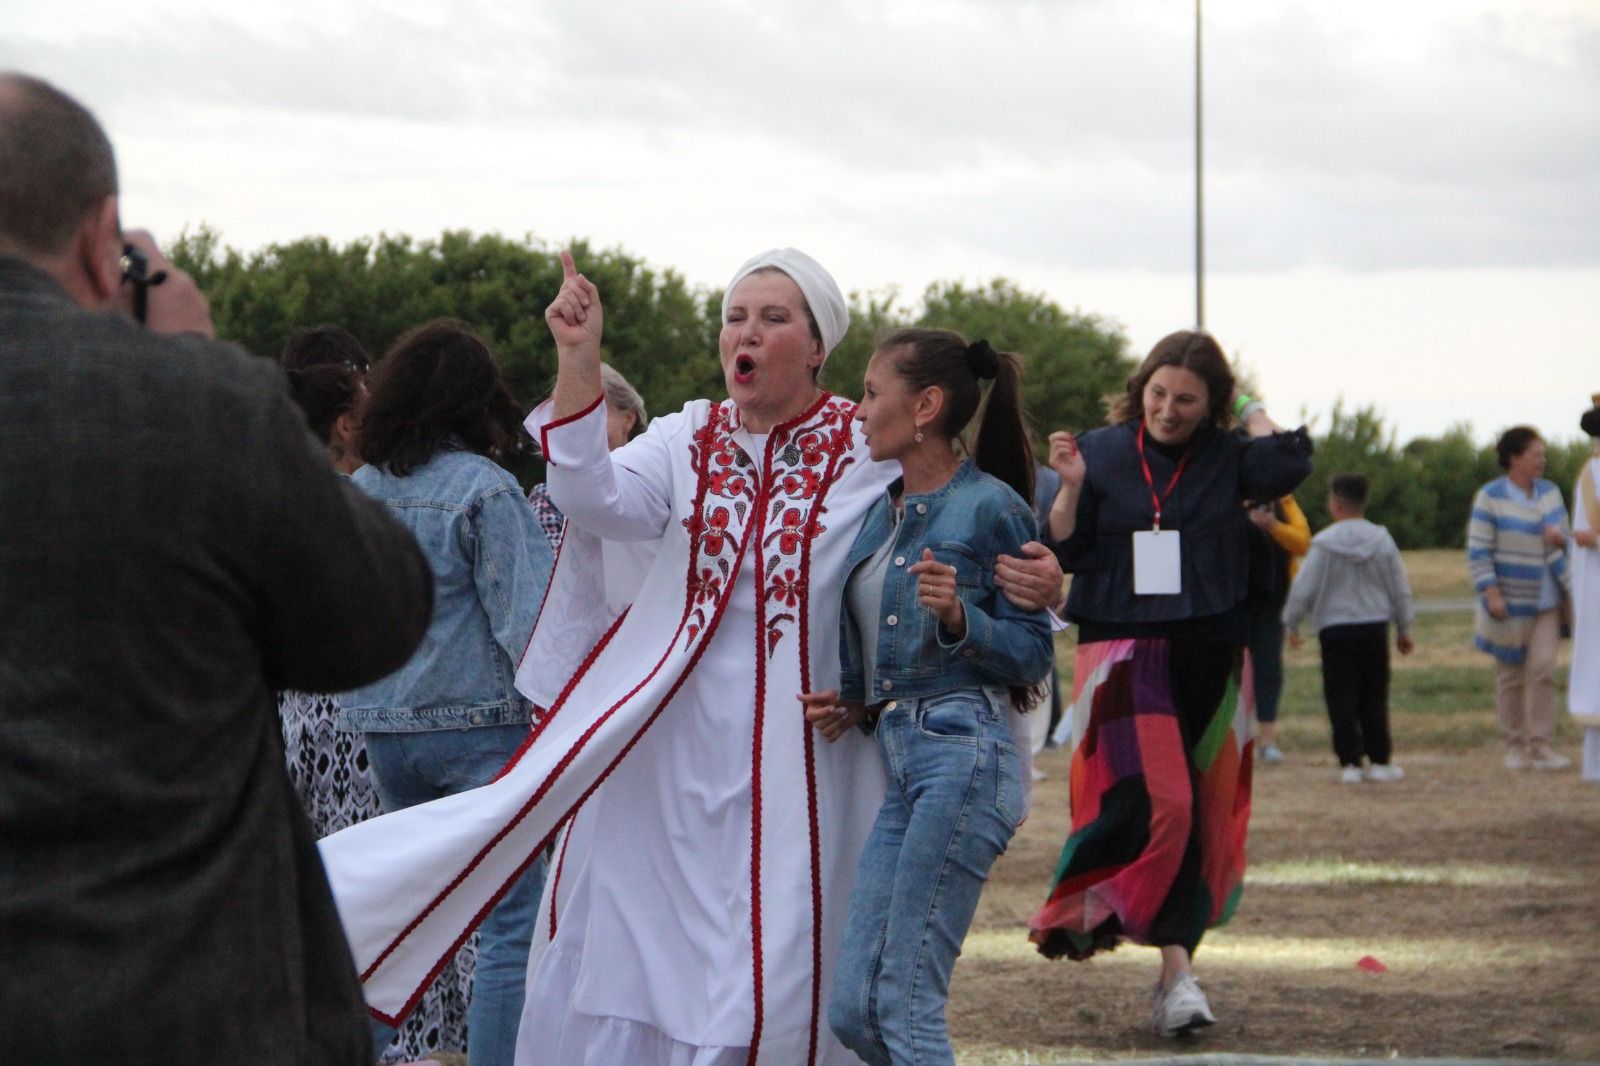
[1467,476,1570,663]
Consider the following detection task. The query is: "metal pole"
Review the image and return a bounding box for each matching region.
[1195,0,1205,330]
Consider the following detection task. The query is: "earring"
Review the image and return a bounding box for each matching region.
[914,430,924,443]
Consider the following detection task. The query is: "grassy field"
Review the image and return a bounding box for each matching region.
[1056,548,1573,753]
[1274,549,1570,753]
[948,549,1598,1062]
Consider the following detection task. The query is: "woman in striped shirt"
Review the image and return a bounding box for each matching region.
[1467,425,1572,770]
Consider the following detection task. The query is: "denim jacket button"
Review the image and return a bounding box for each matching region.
[894,555,906,567]
[885,700,897,711]
[915,503,928,514]
[886,614,898,627]
[881,679,894,692]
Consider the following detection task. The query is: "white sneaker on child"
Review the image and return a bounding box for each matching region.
[1340,765,1364,784]
[1150,973,1217,1037]
[1364,763,1405,782]
[1260,743,1285,764]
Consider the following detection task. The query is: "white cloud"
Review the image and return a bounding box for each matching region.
[4,0,1596,440]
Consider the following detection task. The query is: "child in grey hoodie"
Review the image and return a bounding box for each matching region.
[1283,474,1416,783]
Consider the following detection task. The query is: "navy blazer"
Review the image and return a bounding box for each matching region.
[1053,419,1312,629]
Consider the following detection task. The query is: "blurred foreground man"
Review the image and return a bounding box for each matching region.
[0,72,433,1064]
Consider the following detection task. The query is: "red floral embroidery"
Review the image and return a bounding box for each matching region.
[767,568,803,608]
[771,508,805,555]
[703,507,732,556]
[780,468,820,500]
[692,566,724,605]
[680,396,860,660]
[796,431,827,467]
[710,470,749,497]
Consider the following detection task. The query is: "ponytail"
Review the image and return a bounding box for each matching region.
[970,344,1034,505]
[881,328,1035,503]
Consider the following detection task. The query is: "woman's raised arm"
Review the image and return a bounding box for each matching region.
[547,250,605,421]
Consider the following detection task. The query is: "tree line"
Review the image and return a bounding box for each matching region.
[170,228,1591,549]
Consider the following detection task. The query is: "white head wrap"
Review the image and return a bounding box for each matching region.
[721,248,850,359]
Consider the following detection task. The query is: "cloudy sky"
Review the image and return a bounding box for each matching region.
[8,0,1597,443]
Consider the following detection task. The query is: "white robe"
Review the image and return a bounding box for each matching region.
[319,392,895,1065]
[1568,456,1599,754]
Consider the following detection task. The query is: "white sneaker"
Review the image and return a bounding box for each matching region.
[1260,743,1285,764]
[1505,748,1530,771]
[1530,748,1571,770]
[1151,973,1217,1037]
[1340,765,1365,784]
[1364,763,1405,782]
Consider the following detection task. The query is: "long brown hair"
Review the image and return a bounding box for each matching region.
[878,327,1035,504]
[1107,329,1235,429]
[358,320,524,476]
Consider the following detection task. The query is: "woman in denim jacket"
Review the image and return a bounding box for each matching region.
[802,328,1053,1066]
[338,320,553,1066]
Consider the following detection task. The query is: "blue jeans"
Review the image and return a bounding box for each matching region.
[829,687,1022,1066]
[364,724,546,1066]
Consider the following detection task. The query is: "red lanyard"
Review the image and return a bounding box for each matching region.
[1136,421,1195,530]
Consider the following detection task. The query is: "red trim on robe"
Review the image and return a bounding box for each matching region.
[538,391,605,463]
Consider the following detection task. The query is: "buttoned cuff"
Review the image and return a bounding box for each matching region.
[938,601,988,664]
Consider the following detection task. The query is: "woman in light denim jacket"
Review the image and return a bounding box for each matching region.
[338,320,553,1066]
[802,328,1053,1066]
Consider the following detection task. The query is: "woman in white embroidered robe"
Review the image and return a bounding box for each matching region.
[318,248,1064,1066]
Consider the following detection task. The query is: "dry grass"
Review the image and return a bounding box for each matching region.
[951,748,1600,1062]
[951,550,1598,1062]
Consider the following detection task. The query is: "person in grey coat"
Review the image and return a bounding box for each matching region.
[1283,473,1415,783]
[0,72,433,1065]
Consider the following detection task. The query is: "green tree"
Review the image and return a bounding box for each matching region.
[1545,437,1592,518]
[1400,425,1499,548]
[1298,402,1434,547]
[914,279,1132,440]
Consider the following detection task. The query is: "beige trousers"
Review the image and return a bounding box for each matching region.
[1494,608,1562,751]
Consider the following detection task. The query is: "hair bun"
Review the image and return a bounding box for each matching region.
[966,339,1000,381]
[1582,403,1600,438]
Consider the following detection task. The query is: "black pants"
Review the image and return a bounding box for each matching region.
[1319,623,1392,767]
[1146,638,1236,953]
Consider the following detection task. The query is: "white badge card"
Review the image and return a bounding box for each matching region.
[1132,529,1182,595]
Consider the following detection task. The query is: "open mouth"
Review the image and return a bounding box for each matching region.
[733,354,756,385]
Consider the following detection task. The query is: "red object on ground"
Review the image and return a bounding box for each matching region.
[1356,954,1389,973]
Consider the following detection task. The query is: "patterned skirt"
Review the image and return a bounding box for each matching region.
[1027,637,1253,960]
[278,691,476,1062]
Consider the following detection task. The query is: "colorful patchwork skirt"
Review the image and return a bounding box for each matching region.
[1028,637,1253,960]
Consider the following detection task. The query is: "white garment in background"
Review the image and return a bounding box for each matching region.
[1568,454,1600,778]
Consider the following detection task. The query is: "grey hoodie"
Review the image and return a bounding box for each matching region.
[1282,517,1415,637]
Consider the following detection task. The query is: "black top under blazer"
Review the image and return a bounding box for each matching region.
[0,258,434,1065]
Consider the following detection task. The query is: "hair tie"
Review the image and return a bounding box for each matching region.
[966,339,999,381]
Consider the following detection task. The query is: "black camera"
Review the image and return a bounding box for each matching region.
[119,242,168,325]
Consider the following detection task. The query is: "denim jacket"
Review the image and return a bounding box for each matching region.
[339,448,554,732]
[839,460,1053,705]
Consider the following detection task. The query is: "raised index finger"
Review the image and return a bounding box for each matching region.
[560,249,578,282]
